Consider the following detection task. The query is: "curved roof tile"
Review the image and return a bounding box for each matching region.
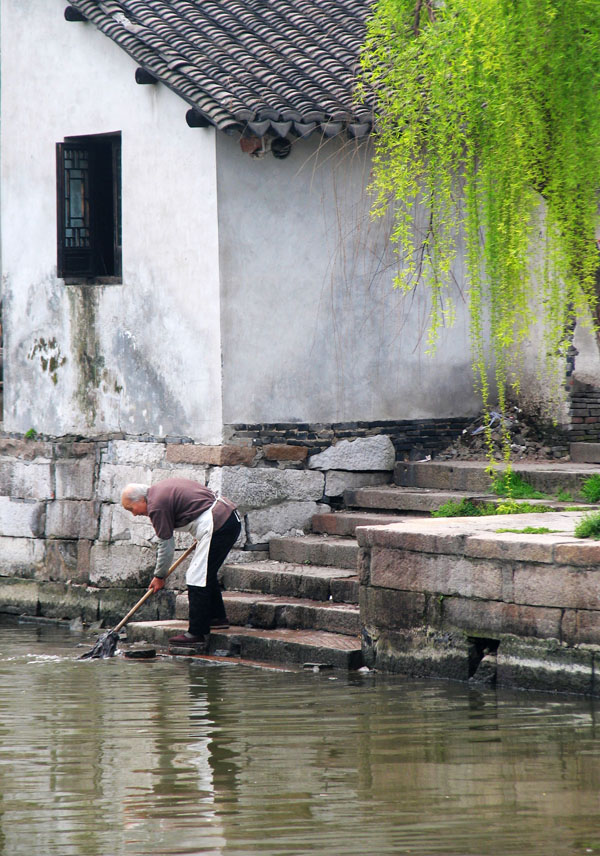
[66,0,374,137]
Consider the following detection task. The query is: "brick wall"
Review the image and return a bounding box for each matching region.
[567,385,600,442]
[226,417,472,460]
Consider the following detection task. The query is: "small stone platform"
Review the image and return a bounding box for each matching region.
[357,510,600,695]
[126,619,362,670]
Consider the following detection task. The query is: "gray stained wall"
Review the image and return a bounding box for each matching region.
[1,1,481,445]
[217,131,480,425]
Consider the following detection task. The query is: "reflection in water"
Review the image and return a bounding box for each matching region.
[0,621,599,855]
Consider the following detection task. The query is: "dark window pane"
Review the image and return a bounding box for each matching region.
[57,134,121,279]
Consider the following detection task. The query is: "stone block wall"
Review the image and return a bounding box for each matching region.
[0,425,418,621]
[357,514,600,696]
[0,418,477,625]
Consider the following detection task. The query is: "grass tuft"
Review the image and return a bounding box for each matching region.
[556,489,573,502]
[496,502,555,515]
[431,499,487,518]
[492,471,547,499]
[432,499,556,518]
[495,526,559,534]
[574,511,600,540]
[580,474,600,504]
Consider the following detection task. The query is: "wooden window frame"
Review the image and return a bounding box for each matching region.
[57,132,122,283]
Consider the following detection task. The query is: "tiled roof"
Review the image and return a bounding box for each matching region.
[65,0,375,139]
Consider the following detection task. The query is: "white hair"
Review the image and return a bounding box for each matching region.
[121,483,149,504]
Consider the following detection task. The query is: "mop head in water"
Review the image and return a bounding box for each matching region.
[78,629,120,660]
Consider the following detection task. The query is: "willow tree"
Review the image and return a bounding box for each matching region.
[361,0,600,459]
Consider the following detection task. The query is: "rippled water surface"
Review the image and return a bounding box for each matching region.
[1,621,600,855]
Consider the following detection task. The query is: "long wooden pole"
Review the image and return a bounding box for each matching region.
[112,542,197,633]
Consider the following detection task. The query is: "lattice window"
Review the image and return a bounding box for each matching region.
[57,133,121,280]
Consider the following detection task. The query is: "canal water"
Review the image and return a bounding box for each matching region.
[1,621,599,856]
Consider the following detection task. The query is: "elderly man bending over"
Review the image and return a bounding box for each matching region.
[121,478,240,649]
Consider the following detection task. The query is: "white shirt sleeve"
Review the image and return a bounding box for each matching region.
[154,536,175,578]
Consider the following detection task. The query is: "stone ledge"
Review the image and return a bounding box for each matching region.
[360,586,426,630]
[464,533,557,564]
[512,564,600,610]
[263,444,308,461]
[440,595,563,640]
[553,542,600,567]
[166,444,255,466]
[496,636,596,695]
[369,547,504,600]
[362,625,600,694]
[0,438,54,460]
[395,459,600,493]
[356,511,589,562]
[360,509,600,692]
[570,442,600,463]
[356,520,469,554]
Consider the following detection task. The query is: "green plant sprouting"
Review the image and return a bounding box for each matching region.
[361,1,600,468]
[431,498,490,517]
[492,472,546,500]
[574,511,600,540]
[556,489,574,503]
[495,526,559,535]
[580,474,600,504]
[431,498,555,518]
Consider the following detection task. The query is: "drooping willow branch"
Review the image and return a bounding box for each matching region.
[361,0,600,465]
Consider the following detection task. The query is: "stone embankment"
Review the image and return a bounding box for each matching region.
[358,511,600,694]
[4,427,600,693]
[0,430,398,635]
[129,449,600,695]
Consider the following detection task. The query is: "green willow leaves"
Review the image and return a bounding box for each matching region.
[361,0,600,457]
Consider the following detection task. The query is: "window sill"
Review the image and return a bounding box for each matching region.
[62,276,123,286]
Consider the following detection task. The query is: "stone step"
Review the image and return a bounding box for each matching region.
[174,589,360,635]
[269,534,358,569]
[341,485,588,514]
[126,619,363,670]
[219,560,359,604]
[222,591,360,635]
[311,510,406,536]
[395,459,600,495]
[343,486,497,513]
[571,443,600,464]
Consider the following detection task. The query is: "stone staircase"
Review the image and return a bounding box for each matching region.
[127,507,406,668]
[127,445,600,669]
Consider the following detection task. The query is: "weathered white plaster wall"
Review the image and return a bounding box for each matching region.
[1,1,222,441]
[216,133,480,423]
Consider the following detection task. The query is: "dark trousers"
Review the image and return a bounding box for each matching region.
[187,509,241,636]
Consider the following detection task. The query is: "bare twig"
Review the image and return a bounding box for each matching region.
[413,0,424,36]
[414,0,436,36]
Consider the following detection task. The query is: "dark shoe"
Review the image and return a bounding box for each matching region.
[169,631,207,647]
[210,620,230,630]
